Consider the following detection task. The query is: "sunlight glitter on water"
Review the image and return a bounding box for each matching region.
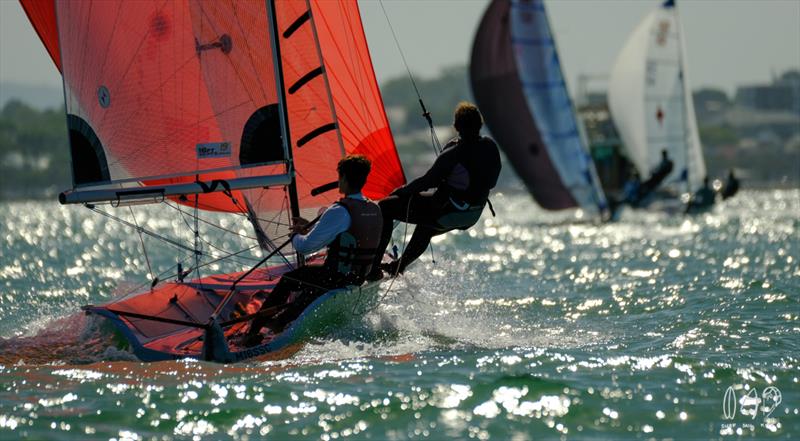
[0,190,798,439]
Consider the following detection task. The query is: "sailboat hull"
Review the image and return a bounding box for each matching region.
[83,256,382,363]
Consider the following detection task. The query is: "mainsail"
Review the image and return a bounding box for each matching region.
[470,0,607,213]
[608,0,706,193]
[21,0,404,246]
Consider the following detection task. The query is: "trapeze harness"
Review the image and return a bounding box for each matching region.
[324,198,383,280]
[434,136,500,231]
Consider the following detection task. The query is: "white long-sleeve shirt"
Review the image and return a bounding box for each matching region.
[291,193,365,255]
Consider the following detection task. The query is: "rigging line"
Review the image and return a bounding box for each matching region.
[377,0,445,261]
[169,195,293,229]
[162,201,259,240]
[377,0,441,157]
[193,180,204,288]
[173,243,263,288]
[128,206,154,282]
[116,257,190,300]
[378,0,422,103]
[238,189,293,269]
[88,206,200,255]
[170,201,265,265]
[361,193,413,316]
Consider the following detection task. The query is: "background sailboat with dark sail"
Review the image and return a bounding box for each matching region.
[608,0,707,204]
[470,0,608,216]
[20,0,405,362]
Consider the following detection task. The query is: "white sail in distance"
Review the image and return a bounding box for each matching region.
[608,0,706,193]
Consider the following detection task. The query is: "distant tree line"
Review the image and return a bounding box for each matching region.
[2,66,796,201]
[380,65,471,133]
[0,100,70,200]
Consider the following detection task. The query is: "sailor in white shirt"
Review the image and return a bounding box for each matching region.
[291,193,365,255]
[244,155,383,346]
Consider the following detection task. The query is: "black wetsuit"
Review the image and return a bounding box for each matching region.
[686,184,716,213]
[374,135,501,273]
[721,176,739,200]
[638,158,674,199]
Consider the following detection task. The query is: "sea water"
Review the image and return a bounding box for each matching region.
[0,189,797,440]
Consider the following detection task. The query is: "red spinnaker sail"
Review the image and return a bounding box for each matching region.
[20,0,60,70]
[20,0,404,217]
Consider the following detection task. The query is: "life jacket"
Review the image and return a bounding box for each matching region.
[324,197,383,280]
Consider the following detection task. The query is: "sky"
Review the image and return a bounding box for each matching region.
[1,0,799,98]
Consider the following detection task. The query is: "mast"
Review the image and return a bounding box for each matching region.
[669,0,692,194]
[267,0,304,266]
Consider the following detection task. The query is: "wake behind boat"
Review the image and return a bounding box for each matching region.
[20,0,406,363]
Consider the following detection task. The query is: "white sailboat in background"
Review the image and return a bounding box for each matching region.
[608,0,707,203]
[471,0,608,217]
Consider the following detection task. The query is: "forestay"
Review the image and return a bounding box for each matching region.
[608,0,706,193]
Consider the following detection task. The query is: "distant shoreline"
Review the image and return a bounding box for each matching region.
[1,184,796,204]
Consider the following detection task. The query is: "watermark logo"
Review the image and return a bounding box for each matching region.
[722,386,736,420]
[720,385,783,434]
[762,387,782,418]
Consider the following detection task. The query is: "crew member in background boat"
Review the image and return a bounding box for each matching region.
[637,149,674,200]
[686,176,716,213]
[368,102,501,279]
[243,155,383,346]
[622,169,642,204]
[721,169,740,200]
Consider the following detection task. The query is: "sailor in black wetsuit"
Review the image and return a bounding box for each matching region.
[721,169,739,200]
[686,176,716,213]
[369,102,501,278]
[638,149,674,199]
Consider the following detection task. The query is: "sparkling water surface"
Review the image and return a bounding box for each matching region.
[0,189,798,440]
